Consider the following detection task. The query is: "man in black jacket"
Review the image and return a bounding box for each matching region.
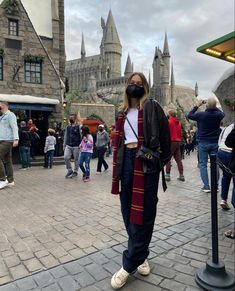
[63,114,81,178]
[18,121,31,169]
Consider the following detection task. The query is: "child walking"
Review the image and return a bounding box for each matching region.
[44,129,56,169]
[79,126,93,182]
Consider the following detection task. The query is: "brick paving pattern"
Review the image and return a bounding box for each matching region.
[0,153,234,290]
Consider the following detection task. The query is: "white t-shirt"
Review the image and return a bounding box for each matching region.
[218,123,234,152]
[124,108,138,145]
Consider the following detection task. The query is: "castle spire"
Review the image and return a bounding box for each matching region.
[81,33,86,60]
[171,62,175,86]
[124,54,132,77]
[163,32,170,56]
[195,82,199,97]
[104,9,121,45]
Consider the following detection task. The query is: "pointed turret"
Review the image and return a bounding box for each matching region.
[102,10,122,78]
[103,10,121,45]
[81,33,86,61]
[162,32,170,85]
[124,54,132,77]
[171,62,175,86]
[163,32,170,56]
[170,62,175,103]
[195,82,198,97]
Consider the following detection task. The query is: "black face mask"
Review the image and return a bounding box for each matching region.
[126,84,145,99]
[69,119,75,124]
[99,128,103,132]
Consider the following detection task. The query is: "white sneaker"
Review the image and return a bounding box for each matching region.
[111,267,130,289]
[7,181,15,187]
[0,180,8,190]
[137,259,150,276]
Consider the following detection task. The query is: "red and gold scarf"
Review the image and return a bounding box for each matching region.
[111,109,145,225]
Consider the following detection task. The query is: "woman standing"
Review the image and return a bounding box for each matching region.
[111,72,171,289]
[95,124,109,174]
[79,126,93,182]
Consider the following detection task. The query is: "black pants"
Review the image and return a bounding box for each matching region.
[96,147,108,172]
[120,148,159,273]
[0,141,14,182]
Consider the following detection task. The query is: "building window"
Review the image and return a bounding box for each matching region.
[25,61,42,84]
[8,19,19,36]
[0,57,3,80]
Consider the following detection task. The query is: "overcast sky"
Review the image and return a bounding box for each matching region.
[64,0,234,97]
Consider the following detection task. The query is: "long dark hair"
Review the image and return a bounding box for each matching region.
[81,126,90,137]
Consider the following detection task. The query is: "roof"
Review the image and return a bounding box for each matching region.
[0,94,59,105]
[212,67,234,92]
[197,31,235,63]
[0,0,53,38]
[104,10,121,45]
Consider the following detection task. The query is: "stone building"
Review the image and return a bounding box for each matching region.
[0,0,65,134]
[66,10,197,113]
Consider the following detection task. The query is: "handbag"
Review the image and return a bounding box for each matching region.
[125,117,162,167]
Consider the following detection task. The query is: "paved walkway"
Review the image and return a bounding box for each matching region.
[0,153,234,290]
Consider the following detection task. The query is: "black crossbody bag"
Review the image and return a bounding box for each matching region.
[125,117,162,167]
[126,114,167,191]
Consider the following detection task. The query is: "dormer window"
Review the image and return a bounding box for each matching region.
[8,19,19,36]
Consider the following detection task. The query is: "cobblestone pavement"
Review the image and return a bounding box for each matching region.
[0,153,234,290]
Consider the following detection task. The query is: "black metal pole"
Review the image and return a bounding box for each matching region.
[210,154,218,264]
[195,154,235,290]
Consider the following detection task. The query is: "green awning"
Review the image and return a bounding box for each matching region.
[197,31,235,63]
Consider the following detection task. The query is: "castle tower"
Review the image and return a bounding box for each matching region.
[152,47,162,87]
[170,62,175,103]
[124,54,133,77]
[161,32,170,85]
[81,33,86,61]
[102,10,122,79]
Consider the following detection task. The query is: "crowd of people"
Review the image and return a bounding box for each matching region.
[0,71,234,289]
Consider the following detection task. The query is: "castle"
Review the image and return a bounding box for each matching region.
[65,10,197,110]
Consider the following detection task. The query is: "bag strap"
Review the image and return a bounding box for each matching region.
[126,116,138,140]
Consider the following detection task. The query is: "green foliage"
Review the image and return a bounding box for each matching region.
[24,54,44,63]
[2,0,20,15]
[223,98,235,109]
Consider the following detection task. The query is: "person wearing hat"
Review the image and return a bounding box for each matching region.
[43,128,56,169]
[95,124,109,174]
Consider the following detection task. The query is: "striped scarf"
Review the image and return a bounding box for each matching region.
[111,109,145,225]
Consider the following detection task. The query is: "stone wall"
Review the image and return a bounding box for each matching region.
[70,103,115,127]
[0,2,62,110]
[214,70,235,126]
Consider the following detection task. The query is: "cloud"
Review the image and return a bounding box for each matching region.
[65,0,234,96]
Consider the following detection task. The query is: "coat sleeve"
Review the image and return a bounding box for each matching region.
[187,106,199,121]
[156,103,171,165]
